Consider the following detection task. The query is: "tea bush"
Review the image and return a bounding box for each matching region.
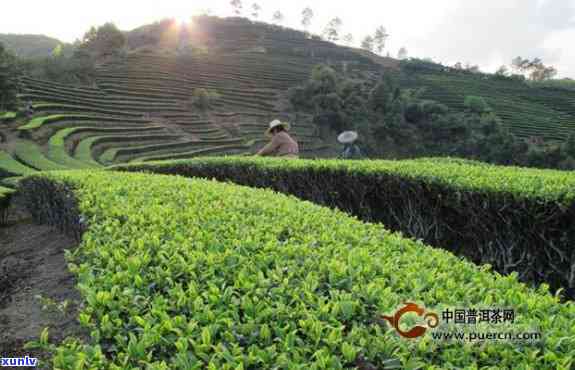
[19,171,575,368]
[113,157,575,298]
[0,185,14,224]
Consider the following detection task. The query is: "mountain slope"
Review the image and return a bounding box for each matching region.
[0,34,70,58]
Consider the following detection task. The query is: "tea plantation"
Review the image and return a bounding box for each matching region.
[399,68,575,141]
[2,15,575,370]
[18,170,575,368]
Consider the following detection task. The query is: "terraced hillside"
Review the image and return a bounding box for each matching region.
[400,67,575,141]
[0,19,391,176]
[3,16,575,177]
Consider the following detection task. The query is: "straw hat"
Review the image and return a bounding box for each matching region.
[265,119,291,137]
[337,131,358,144]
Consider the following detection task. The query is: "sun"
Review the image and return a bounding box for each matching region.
[177,15,192,26]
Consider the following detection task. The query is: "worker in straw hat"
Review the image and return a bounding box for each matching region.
[255,119,299,158]
[338,131,363,159]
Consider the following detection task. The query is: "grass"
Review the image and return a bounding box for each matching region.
[20,170,575,368]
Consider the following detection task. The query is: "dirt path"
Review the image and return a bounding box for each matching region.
[0,200,84,368]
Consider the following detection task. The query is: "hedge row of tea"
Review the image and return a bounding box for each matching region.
[19,171,575,368]
[113,157,575,297]
[0,185,15,224]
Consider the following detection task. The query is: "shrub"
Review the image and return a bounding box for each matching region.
[464,95,490,114]
[190,88,221,110]
[421,100,449,116]
[0,185,14,224]
[19,171,575,368]
[114,157,575,298]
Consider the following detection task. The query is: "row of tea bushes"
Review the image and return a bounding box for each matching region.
[19,170,575,368]
[112,156,575,298]
[0,185,15,224]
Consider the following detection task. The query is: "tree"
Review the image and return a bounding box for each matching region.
[78,22,125,59]
[251,3,261,19]
[453,62,464,70]
[273,11,285,24]
[301,7,314,30]
[511,56,556,81]
[464,96,490,114]
[495,65,509,76]
[190,88,221,110]
[343,33,354,46]
[322,17,343,42]
[397,47,408,60]
[373,26,389,54]
[530,65,557,81]
[361,36,374,52]
[0,43,19,110]
[230,0,243,16]
[464,63,480,73]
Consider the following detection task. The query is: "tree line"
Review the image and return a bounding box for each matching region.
[227,1,405,57]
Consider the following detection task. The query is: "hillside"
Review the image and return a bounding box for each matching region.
[2,16,575,176]
[0,34,70,58]
[399,62,575,141]
[0,17,387,176]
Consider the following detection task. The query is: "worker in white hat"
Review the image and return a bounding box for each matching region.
[255,119,299,158]
[338,131,363,159]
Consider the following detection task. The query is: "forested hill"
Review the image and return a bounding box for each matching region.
[0,34,72,58]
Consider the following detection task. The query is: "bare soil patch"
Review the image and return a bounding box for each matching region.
[0,199,85,368]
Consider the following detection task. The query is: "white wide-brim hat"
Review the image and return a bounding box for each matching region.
[337,131,358,144]
[265,119,291,137]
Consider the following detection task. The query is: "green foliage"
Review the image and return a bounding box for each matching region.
[0,150,38,177]
[0,185,15,224]
[78,22,125,59]
[0,42,19,110]
[190,88,221,110]
[531,78,575,91]
[113,156,575,297]
[13,140,69,171]
[47,128,101,169]
[20,170,575,368]
[20,51,96,85]
[18,114,97,130]
[0,111,16,121]
[464,96,490,114]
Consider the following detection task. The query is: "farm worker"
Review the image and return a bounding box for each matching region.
[338,131,363,159]
[25,100,34,118]
[255,119,299,158]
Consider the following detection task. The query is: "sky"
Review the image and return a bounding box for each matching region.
[2,0,575,78]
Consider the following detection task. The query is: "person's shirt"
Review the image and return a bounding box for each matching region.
[257,131,299,157]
